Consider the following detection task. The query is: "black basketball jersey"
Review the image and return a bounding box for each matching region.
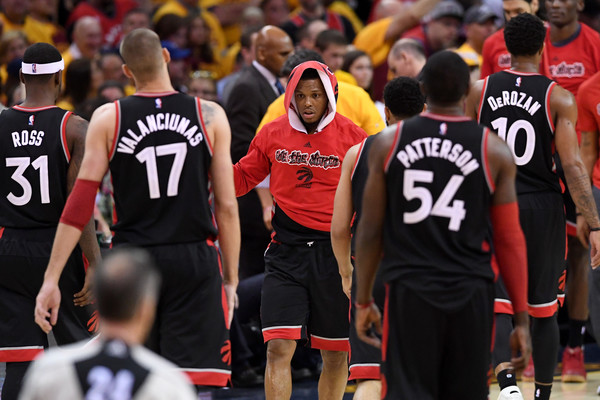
[109,93,217,246]
[478,70,561,195]
[350,135,376,253]
[0,105,71,229]
[380,114,494,286]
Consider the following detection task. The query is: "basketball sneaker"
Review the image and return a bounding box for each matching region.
[561,346,586,382]
[497,385,524,400]
[522,357,534,382]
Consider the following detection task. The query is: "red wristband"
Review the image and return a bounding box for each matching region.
[60,178,100,231]
[355,298,375,309]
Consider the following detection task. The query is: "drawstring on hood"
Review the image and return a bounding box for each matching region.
[284,61,338,134]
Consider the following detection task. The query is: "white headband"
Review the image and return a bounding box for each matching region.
[21,59,64,75]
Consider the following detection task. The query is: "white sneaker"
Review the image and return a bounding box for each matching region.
[497,385,524,400]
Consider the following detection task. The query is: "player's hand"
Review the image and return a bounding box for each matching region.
[263,206,273,231]
[223,281,238,326]
[576,215,590,249]
[355,302,382,348]
[589,230,600,268]
[35,281,61,333]
[510,312,531,372]
[74,266,95,306]
[341,274,352,300]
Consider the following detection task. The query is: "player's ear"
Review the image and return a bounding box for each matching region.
[384,106,392,126]
[576,0,584,12]
[162,47,171,64]
[122,64,134,79]
[19,69,24,84]
[539,42,545,57]
[54,71,60,86]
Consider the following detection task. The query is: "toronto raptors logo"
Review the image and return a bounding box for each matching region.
[296,166,313,188]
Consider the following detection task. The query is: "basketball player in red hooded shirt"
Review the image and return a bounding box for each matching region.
[234,61,367,399]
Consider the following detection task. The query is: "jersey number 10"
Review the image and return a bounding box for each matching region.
[491,117,536,166]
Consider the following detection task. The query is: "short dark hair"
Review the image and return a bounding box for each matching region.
[504,13,545,57]
[383,77,425,118]
[94,247,161,322]
[281,49,324,76]
[421,51,470,104]
[315,29,347,52]
[22,43,62,84]
[300,68,320,80]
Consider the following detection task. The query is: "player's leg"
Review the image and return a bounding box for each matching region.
[307,241,349,400]
[146,241,231,387]
[563,235,588,382]
[349,270,386,400]
[261,242,310,399]
[319,349,348,399]
[520,192,566,400]
[441,280,494,400]
[265,338,298,399]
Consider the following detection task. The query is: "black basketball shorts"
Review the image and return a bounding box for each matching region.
[261,240,350,352]
[0,227,93,362]
[493,192,566,317]
[140,240,231,387]
[348,264,385,381]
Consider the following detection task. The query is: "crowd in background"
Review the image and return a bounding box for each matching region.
[3,0,600,389]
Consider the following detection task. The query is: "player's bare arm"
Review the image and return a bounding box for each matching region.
[35,103,114,333]
[331,144,360,299]
[553,86,600,266]
[465,79,485,120]
[355,132,395,348]
[64,115,102,307]
[487,131,532,371]
[202,99,241,325]
[578,128,598,245]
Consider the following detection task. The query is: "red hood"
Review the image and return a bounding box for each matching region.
[284,61,338,133]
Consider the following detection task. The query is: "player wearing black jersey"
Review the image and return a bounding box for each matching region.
[331,77,425,400]
[21,248,197,400]
[0,43,100,400]
[355,51,532,399]
[34,29,240,388]
[466,14,600,400]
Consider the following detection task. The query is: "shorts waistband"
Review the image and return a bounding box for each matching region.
[1,226,57,241]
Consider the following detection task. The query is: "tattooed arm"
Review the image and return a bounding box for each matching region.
[553,86,600,266]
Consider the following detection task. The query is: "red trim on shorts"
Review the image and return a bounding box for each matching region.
[566,221,577,237]
[382,283,389,362]
[61,111,72,162]
[348,364,380,381]
[0,346,44,362]
[108,101,120,161]
[206,239,229,329]
[381,368,388,398]
[0,227,4,238]
[310,335,349,352]
[383,123,401,172]
[196,97,213,157]
[494,299,514,315]
[182,369,231,387]
[262,326,302,342]
[528,300,558,318]
[477,77,489,122]
[558,293,565,307]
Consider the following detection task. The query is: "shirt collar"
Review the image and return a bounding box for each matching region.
[252,60,279,94]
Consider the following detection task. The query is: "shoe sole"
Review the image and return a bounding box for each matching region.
[561,374,586,383]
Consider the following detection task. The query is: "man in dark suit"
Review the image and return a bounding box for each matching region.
[226,25,293,280]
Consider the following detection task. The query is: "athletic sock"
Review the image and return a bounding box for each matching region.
[497,368,517,390]
[568,319,586,348]
[1,361,31,400]
[531,315,559,383]
[534,383,552,400]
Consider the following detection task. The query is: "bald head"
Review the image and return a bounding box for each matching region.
[73,16,102,59]
[255,25,293,76]
[120,28,165,83]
